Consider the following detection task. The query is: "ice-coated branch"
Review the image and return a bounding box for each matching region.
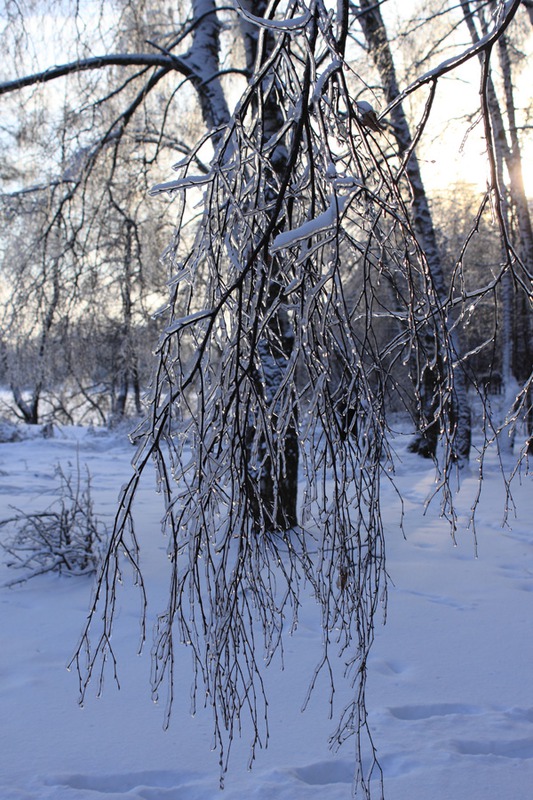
[0,53,187,97]
[385,0,522,115]
[68,2,532,799]
[233,0,312,31]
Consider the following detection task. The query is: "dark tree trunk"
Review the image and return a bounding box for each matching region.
[11,383,41,425]
[239,0,299,530]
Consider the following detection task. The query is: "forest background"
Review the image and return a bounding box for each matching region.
[1,0,531,436]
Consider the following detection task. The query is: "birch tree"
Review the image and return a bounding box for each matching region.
[0,0,213,422]
[1,1,531,798]
[66,1,526,797]
[459,0,533,452]
[355,0,473,462]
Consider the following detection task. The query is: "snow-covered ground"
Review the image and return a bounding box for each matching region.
[1,421,532,799]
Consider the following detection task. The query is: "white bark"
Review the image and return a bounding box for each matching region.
[461,0,533,451]
[358,0,472,462]
[187,0,231,133]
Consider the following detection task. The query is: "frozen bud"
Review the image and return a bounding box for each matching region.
[355,100,384,132]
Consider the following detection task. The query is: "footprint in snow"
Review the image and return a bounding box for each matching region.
[370,658,411,677]
[46,770,203,795]
[396,587,475,610]
[289,759,354,786]
[452,738,533,759]
[388,702,482,721]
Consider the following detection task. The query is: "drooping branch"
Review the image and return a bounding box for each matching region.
[56,3,532,800]
[356,0,472,463]
[70,6,471,798]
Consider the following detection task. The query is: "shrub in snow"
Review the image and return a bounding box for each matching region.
[0,461,106,586]
[0,421,22,443]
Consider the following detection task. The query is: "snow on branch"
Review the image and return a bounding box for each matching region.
[270,186,361,253]
[164,308,214,334]
[68,1,532,797]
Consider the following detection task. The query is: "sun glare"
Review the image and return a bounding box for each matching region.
[420,123,533,200]
[517,140,533,199]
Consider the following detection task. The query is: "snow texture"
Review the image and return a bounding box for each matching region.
[1,421,533,799]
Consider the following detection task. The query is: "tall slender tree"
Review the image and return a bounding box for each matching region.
[356,0,472,461]
[460,0,533,451]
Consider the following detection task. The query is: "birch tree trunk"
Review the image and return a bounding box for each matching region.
[495,16,533,452]
[188,0,231,134]
[460,0,533,452]
[357,0,472,461]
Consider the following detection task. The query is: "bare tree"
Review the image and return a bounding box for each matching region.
[0,148,170,424]
[0,0,219,423]
[0,181,78,423]
[459,0,533,451]
[355,0,473,462]
[66,1,527,796]
[1,1,530,798]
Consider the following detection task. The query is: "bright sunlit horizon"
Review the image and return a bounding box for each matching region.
[419,128,533,199]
